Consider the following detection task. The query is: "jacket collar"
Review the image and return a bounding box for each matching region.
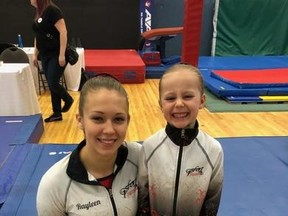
[66,140,128,185]
[165,120,199,146]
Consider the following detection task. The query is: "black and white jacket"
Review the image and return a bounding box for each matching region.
[138,121,224,216]
[37,140,141,216]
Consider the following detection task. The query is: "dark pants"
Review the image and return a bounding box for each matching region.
[42,56,72,115]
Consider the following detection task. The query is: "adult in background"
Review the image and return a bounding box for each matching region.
[31,0,74,122]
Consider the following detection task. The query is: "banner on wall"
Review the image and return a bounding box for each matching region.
[140,0,152,33]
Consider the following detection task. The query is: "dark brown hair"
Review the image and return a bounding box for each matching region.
[34,0,55,19]
[78,75,129,116]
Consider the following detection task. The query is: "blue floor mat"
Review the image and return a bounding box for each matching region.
[0,144,77,215]
[1,137,288,216]
[0,114,43,206]
[0,144,32,205]
[217,136,288,216]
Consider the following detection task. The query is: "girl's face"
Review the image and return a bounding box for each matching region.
[77,89,130,158]
[159,70,205,129]
[30,0,37,7]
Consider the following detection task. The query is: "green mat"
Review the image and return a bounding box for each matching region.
[205,89,288,112]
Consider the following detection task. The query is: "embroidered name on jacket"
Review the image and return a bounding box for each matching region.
[76,200,101,210]
[120,179,138,198]
[186,166,204,176]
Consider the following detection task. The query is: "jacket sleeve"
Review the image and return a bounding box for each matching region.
[36,168,67,216]
[200,144,224,216]
[137,146,151,215]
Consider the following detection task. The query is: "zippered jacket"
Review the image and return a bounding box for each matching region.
[138,122,224,216]
[37,140,141,216]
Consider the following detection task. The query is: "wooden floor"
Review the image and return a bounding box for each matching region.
[38,79,288,144]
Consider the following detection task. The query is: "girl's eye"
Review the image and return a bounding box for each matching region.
[92,116,104,122]
[164,96,175,101]
[184,95,193,99]
[114,117,126,124]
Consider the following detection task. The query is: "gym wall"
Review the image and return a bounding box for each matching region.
[152,0,216,57]
[0,0,140,49]
[0,0,214,55]
[212,0,288,56]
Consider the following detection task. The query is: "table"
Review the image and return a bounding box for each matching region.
[23,47,85,92]
[0,63,41,116]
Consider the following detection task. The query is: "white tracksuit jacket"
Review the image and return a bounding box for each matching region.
[138,122,224,216]
[37,140,141,216]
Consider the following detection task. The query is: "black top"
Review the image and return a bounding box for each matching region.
[32,5,63,58]
[165,120,199,146]
[66,140,128,185]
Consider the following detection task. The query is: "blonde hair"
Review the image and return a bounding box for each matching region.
[159,64,204,99]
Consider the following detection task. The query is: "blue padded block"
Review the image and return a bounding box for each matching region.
[0,114,43,146]
[201,69,268,97]
[161,55,181,65]
[225,96,263,103]
[201,69,288,97]
[146,64,170,78]
[199,56,288,70]
[199,56,288,97]
[267,88,288,95]
[145,56,180,78]
[210,69,288,89]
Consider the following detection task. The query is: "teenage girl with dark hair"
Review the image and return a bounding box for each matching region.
[37,75,141,215]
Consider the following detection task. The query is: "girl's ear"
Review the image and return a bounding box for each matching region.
[76,114,83,130]
[199,93,206,109]
[158,99,164,113]
[127,114,131,125]
[158,99,161,107]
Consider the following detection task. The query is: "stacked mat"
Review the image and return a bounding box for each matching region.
[199,56,288,103]
[84,49,146,83]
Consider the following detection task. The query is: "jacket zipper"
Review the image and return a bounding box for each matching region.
[108,188,118,216]
[172,129,185,216]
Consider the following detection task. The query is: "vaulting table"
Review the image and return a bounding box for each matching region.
[0,63,40,116]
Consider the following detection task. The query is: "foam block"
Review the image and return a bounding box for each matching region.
[84,49,145,83]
